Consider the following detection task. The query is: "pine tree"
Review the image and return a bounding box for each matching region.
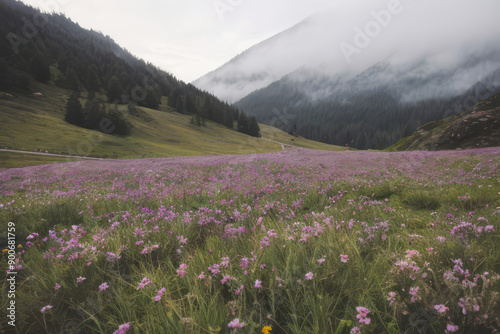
[84,98,106,130]
[64,93,85,126]
[140,90,159,109]
[29,51,51,83]
[237,111,249,135]
[247,116,261,137]
[86,64,101,93]
[224,109,234,129]
[107,106,131,136]
[65,67,80,92]
[107,76,124,102]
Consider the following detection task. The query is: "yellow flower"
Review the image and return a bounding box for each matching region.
[262,326,272,334]
[2,249,8,254]
[17,244,22,248]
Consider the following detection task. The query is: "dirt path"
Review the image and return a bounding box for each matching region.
[0,149,106,160]
[260,138,292,151]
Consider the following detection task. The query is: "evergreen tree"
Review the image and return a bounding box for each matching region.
[237,111,249,135]
[224,109,234,129]
[86,64,101,93]
[140,90,159,110]
[247,116,261,137]
[107,76,124,102]
[64,93,85,126]
[29,51,51,83]
[175,95,186,114]
[107,106,131,136]
[84,98,106,129]
[65,67,80,92]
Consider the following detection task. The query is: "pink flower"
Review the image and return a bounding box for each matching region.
[305,272,314,280]
[387,292,397,306]
[317,258,325,265]
[235,284,244,295]
[176,263,188,278]
[458,297,468,314]
[409,286,420,303]
[434,304,449,313]
[220,256,230,268]
[446,323,459,332]
[54,283,61,290]
[340,254,349,263]
[154,295,162,302]
[40,305,53,313]
[198,272,206,279]
[113,322,130,334]
[137,277,151,290]
[76,276,86,283]
[355,306,371,325]
[350,327,361,334]
[227,318,245,328]
[254,279,263,289]
[99,282,109,291]
[221,275,234,284]
[240,257,249,269]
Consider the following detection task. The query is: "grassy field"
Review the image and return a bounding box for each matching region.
[0,83,343,168]
[0,151,86,169]
[0,148,499,333]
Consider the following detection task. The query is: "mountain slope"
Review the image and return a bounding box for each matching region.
[387,93,500,151]
[0,0,242,132]
[0,83,343,166]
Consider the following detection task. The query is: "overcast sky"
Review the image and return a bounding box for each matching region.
[20,0,333,82]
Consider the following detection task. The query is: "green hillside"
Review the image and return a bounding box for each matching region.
[0,84,343,168]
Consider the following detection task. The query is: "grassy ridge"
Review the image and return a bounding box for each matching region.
[0,84,343,168]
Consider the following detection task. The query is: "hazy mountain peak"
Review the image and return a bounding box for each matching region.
[193,0,500,103]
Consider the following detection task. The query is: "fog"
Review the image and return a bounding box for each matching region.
[193,0,500,103]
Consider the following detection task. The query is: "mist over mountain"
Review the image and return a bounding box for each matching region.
[193,0,500,149]
[194,0,500,103]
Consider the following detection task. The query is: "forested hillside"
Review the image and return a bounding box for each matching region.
[0,0,259,137]
[236,64,500,149]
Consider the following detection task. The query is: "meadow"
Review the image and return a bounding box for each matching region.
[1,147,499,333]
[0,84,343,166]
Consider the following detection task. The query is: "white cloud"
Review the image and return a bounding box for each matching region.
[20,0,333,82]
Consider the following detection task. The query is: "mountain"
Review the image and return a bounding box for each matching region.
[0,0,259,137]
[192,11,333,104]
[387,93,500,151]
[193,0,500,149]
[235,60,500,149]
